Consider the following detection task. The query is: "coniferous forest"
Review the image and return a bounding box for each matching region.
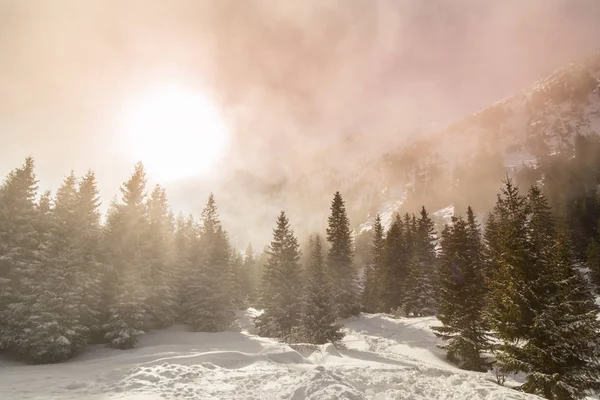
[1,157,600,400]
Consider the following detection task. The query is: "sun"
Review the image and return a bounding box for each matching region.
[122,84,229,181]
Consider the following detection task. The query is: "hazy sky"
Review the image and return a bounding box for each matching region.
[1,0,600,220]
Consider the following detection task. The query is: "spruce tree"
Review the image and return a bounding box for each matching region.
[486,179,533,342]
[24,173,93,362]
[381,215,408,312]
[0,158,43,357]
[503,226,600,399]
[433,211,490,372]
[300,235,344,344]
[73,171,104,342]
[585,239,600,292]
[404,207,437,316]
[145,185,177,328]
[362,214,385,312]
[102,163,150,349]
[230,248,246,310]
[182,194,235,331]
[326,192,359,318]
[255,211,303,341]
[173,214,195,312]
[243,243,259,307]
[488,181,600,399]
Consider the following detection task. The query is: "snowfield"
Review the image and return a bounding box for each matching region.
[0,310,540,400]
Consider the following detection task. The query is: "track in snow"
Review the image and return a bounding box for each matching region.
[0,310,539,400]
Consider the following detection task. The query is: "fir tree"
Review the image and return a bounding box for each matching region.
[433,211,490,372]
[326,192,359,318]
[255,211,303,341]
[300,235,344,344]
[362,214,385,312]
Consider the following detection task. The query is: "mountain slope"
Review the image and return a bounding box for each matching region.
[347,53,600,225]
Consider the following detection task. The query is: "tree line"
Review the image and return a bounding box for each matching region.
[1,157,599,400]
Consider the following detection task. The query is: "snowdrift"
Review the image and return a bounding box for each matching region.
[0,310,542,399]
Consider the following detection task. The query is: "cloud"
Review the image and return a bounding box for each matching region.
[1,0,599,246]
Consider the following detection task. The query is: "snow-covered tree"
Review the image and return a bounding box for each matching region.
[173,213,196,318]
[403,207,437,316]
[23,173,93,362]
[182,194,235,331]
[488,181,600,399]
[362,214,385,312]
[242,243,259,307]
[102,163,150,349]
[433,210,490,372]
[585,239,600,292]
[145,185,177,328]
[300,235,344,344]
[326,192,359,318]
[255,211,303,341]
[0,158,44,358]
[380,215,407,312]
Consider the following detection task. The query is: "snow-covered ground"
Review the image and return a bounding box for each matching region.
[0,309,541,400]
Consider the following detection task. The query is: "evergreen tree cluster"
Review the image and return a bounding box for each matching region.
[363,179,600,399]
[362,207,438,317]
[485,181,600,400]
[255,191,358,344]
[1,158,599,400]
[0,159,257,362]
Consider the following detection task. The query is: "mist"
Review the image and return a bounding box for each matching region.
[1,0,600,247]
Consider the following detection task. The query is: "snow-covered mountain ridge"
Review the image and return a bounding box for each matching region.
[347,53,600,229]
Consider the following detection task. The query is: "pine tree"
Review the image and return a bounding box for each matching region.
[404,207,437,316]
[255,211,303,341]
[102,163,150,349]
[362,214,385,312]
[326,192,359,318]
[433,210,490,372]
[300,235,344,344]
[0,158,43,357]
[182,194,235,331]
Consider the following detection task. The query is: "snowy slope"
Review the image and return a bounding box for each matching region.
[348,54,600,227]
[0,310,540,400]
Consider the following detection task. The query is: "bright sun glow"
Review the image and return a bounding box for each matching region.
[122,84,229,181]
